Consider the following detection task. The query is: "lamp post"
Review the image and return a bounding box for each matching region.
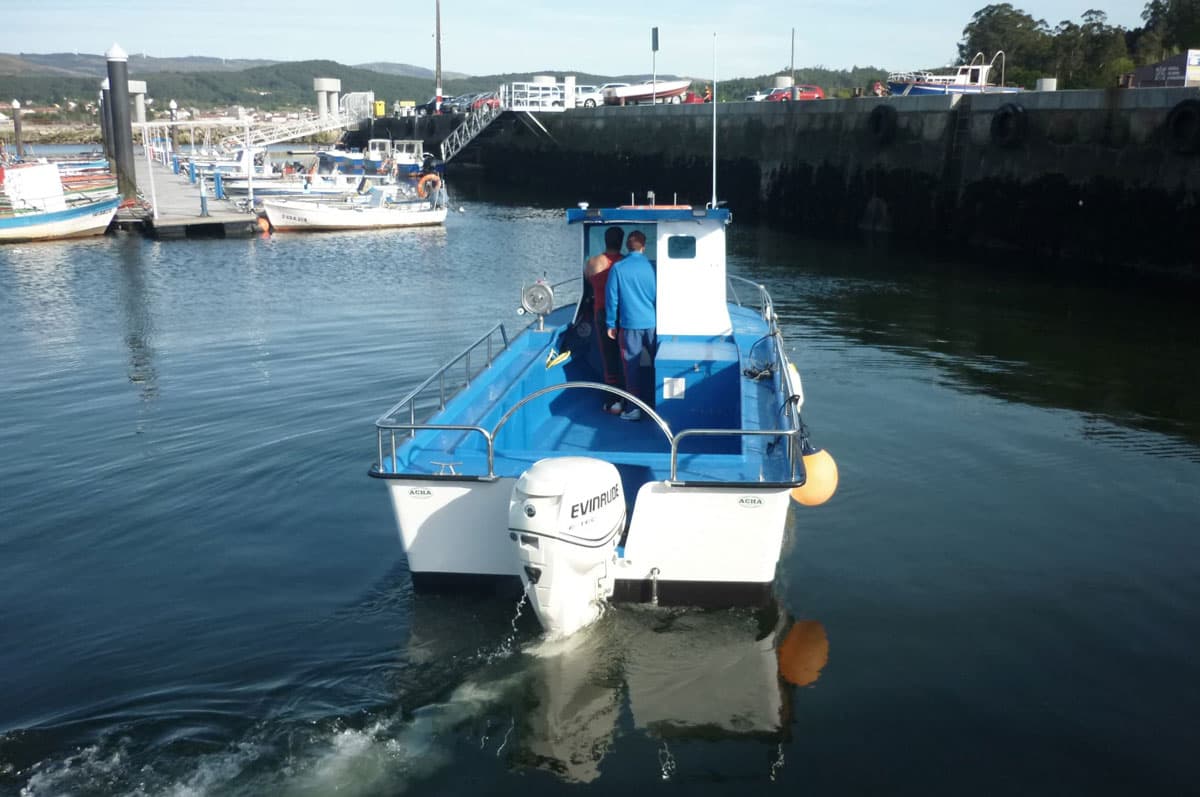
[651,27,659,105]
[434,0,443,113]
[11,100,22,158]
[168,99,178,156]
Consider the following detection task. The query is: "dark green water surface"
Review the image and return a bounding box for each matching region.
[1,186,1198,795]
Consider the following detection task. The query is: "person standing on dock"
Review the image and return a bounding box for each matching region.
[585,226,626,412]
[606,230,657,421]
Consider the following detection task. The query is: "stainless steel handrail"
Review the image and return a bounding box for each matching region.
[727,274,776,331]
[669,427,800,483]
[375,322,509,428]
[376,423,493,479]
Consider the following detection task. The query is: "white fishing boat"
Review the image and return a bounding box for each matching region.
[0,162,119,243]
[261,182,448,231]
[369,196,838,637]
[603,79,693,105]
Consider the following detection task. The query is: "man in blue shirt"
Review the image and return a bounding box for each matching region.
[605,230,656,421]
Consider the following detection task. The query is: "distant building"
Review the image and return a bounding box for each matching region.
[1130,50,1200,87]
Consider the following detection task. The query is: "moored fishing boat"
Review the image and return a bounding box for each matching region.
[887,51,1022,96]
[369,198,838,637]
[261,180,448,231]
[0,162,119,243]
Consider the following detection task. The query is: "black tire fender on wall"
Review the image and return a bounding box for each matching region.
[1165,99,1200,154]
[990,103,1028,148]
[867,104,898,147]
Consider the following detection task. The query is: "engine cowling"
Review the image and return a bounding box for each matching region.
[509,457,624,637]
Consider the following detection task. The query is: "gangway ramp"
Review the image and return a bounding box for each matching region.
[220,92,376,151]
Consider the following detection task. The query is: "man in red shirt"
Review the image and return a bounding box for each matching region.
[584,226,626,413]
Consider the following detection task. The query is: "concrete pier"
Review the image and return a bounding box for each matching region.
[402,88,1200,273]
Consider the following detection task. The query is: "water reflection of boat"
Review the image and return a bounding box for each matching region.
[374,591,828,786]
[514,605,828,783]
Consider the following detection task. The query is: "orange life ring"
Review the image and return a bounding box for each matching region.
[417,173,441,198]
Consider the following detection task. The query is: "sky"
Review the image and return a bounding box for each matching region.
[9,0,1145,78]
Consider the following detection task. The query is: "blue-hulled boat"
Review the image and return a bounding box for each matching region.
[369,201,838,636]
[887,51,1023,96]
[1,162,119,243]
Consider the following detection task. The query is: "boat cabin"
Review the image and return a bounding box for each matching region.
[569,206,741,435]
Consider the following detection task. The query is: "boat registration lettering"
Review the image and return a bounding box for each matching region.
[408,487,433,499]
[570,484,620,518]
[738,496,764,509]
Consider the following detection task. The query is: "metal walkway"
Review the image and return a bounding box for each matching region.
[440,104,503,162]
[219,92,377,150]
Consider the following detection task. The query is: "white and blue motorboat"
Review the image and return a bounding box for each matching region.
[887,51,1022,96]
[1,162,119,243]
[370,201,838,637]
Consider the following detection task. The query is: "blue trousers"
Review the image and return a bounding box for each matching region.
[618,328,657,406]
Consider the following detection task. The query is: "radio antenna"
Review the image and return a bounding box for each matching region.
[709,33,718,209]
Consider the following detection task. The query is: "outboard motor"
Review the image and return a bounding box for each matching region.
[509,457,624,637]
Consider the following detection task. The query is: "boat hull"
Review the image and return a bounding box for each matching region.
[0,197,120,243]
[887,81,1023,96]
[382,475,793,603]
[604,79,692,105]
[262,198,447,231]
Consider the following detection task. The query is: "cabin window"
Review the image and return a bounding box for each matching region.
[666,235,696,259]
[585,224,657,260]
[970,68,981,82]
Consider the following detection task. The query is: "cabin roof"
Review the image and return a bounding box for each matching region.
[566,206,731,225]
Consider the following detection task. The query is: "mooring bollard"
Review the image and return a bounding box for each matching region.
[214,171,224,200]
[188,161,196,184]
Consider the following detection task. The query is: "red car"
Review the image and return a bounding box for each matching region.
[765,85,824,101]
[469,91,500,111]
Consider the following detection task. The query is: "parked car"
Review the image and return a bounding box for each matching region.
[764,85,825,101]
[418,95,458,115]
[468,91,500,111]
[745,89,769,101]
[575,84,604,108]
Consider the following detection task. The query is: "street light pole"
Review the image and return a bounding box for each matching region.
[435,0,443,113]
[651,27,659,105]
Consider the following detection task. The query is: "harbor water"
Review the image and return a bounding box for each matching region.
[1,183,1198,795]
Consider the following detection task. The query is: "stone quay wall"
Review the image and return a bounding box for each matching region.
[415,89,1200,273]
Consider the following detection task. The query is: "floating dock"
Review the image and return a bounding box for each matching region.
[115,155,263,239]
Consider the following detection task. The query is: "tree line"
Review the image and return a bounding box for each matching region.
[959,0,1200,89]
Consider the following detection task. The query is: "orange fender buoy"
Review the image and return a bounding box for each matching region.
[417,173,441,199]
[777,620,829,687]
[256,216,270,234]
[790,446,838,506]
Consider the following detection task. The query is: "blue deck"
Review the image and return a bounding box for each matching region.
[378,299,800,501]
